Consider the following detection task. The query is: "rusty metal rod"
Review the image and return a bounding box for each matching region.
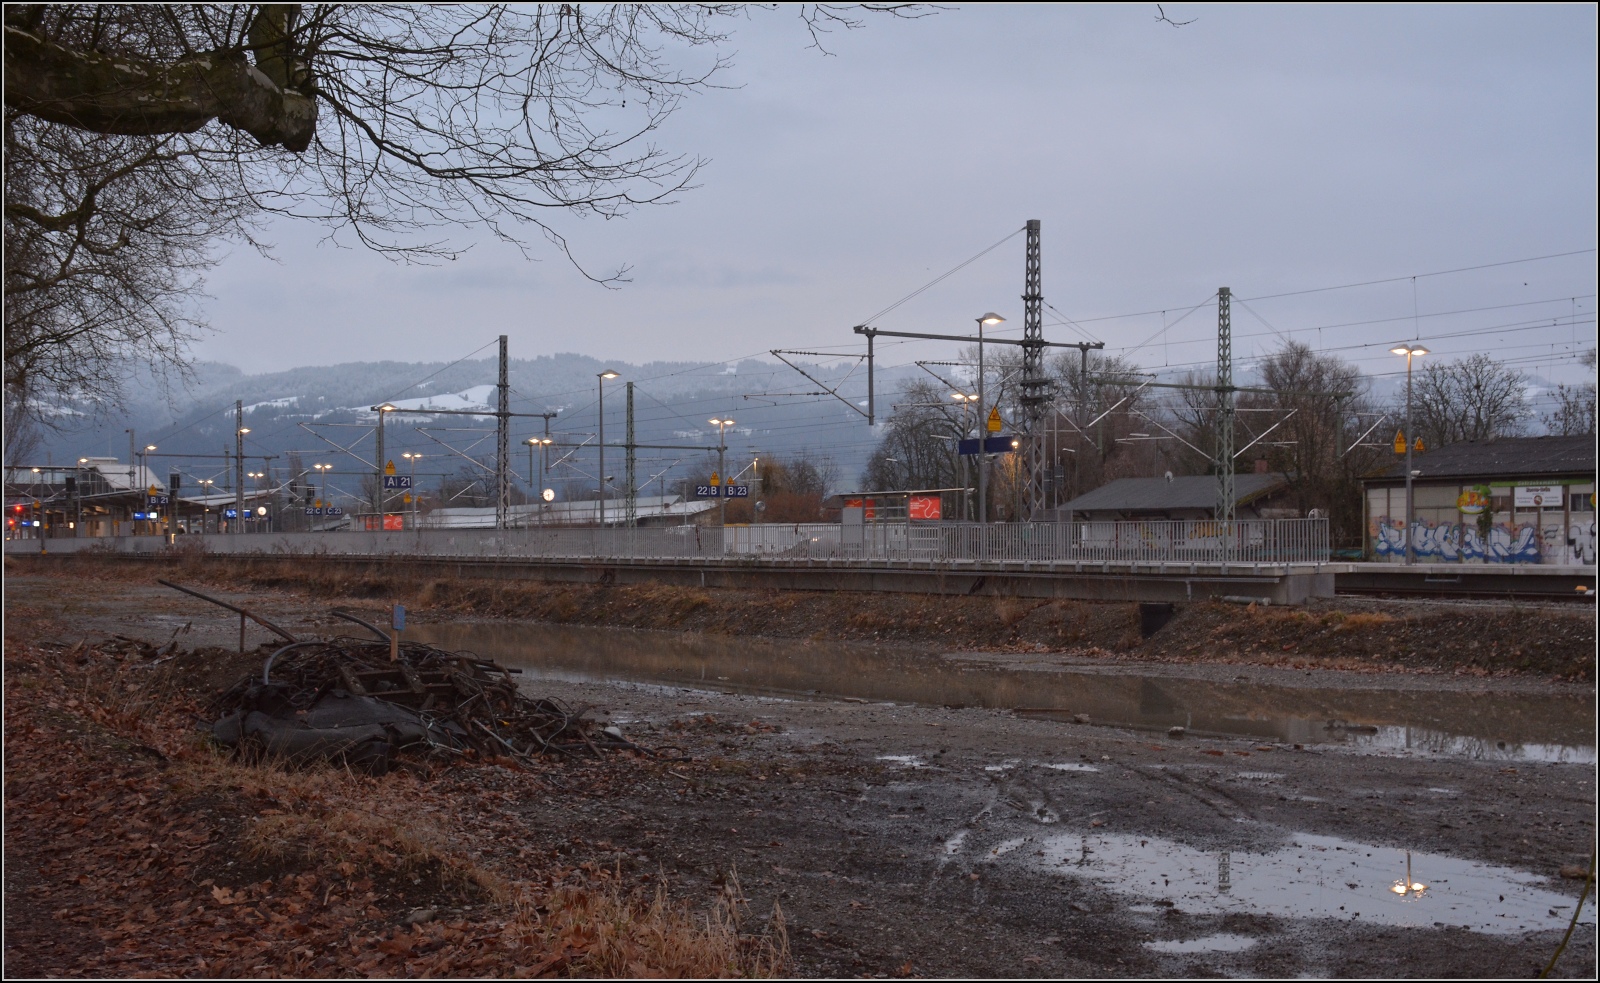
[157,579,298,642]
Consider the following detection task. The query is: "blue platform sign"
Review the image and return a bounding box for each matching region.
[224,508,238,518]
[382,475,413,490]
[724,484,749,498]
[958,436,1015,456]
[695,485,719,498]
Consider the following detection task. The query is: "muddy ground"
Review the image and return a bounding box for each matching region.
[4,563,1597,978]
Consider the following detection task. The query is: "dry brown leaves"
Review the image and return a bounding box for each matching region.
[3,640,787,978]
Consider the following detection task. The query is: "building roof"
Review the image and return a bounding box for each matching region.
[1368,435,1596,483]
[1060,472,1288,514]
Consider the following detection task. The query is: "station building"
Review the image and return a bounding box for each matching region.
[1359,434,1595,565]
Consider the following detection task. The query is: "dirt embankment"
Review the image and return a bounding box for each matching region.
[2,631,789,978]
[11,554,1596,681]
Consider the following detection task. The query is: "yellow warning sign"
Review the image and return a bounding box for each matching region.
[986,407,1003,433]
[1392,431,1405,454]
[384,459,396,475]
[710,471,721,486]
[148,484,159,495]
[402,493,412,504]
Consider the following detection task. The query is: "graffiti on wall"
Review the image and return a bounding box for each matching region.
[1371,517,1547,563]
[1569,517,1596,565]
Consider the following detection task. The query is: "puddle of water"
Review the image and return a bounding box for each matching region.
[1145,933,1259,954]
[1043,762,1101,773]
[1024,831,1594,935]
[408,622,1596,764]
[876,754,926,769]
[986,836,1030,859]
[943,831,968,856]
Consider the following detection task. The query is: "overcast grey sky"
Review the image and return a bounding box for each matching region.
[199,4,1597,392]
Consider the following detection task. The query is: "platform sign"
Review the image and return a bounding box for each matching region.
[958,436,1016,456]
[147,494,169,506]
[305,507,324,516]
[695,485,719,498]
[724,484,749,498]
[382,474,412,490]
[1514,485,1560,508]
[326,506,344,516]
[223,508,238,518]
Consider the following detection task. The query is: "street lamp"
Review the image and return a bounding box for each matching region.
[313,463,332,526]
[976,312,1005,526]
[372,404,398,524]
[198,478,215,533]
[402,451,421,527]
[234,428,249,536]
[709,417,735,528]
[1390,344,1429,564]
[138,443,157,534]
[597,371,619,529]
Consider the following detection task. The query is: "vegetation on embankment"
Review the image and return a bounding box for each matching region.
[9,554,1594,681]
[3,604,788,978]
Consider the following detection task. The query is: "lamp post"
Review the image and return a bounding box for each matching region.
[402,452,420,528]
[198,478,215,533]
[76,457,88,536]
[313,463,331,528]
[597,371,619,529]
[246,471,264,530]
[372,404,397,526]
[234,427,249,535]
[135,443,156,534]
[975,312,1005,525]
[951,392,978,520]
[709,417,734,528]
[1390,344,1429,565]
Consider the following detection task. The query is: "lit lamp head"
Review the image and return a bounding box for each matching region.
[978,312,1005,326]
[599,370,620,381]
[237,427,250,435]
[1390,344,1429,358]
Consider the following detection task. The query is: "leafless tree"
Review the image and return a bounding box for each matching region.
[4,4,924,422]
[1412,353,1529,448]
[1542,348,1597,437]
[4,111,255,432]
[1247,342,1378,545]
[1047,350,1156,499]
[862,379,964,493]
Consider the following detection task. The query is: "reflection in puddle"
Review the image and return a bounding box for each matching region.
[1021,831,1594,935]
[876,754,926,769]
[409,621,1595,763]
[1043,762,1101,773]
[1145,933,1258,953]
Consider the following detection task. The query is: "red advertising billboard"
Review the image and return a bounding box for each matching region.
[909,495,942,520]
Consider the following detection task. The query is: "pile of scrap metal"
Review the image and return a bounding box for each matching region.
[159,582,653,776]
[208,634,647,775]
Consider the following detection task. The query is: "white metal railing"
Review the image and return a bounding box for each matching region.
[8,518,1331,565]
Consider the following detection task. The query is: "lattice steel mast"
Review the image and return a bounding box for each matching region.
[1019,219,1052,519]
[1215,288,1234,527]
